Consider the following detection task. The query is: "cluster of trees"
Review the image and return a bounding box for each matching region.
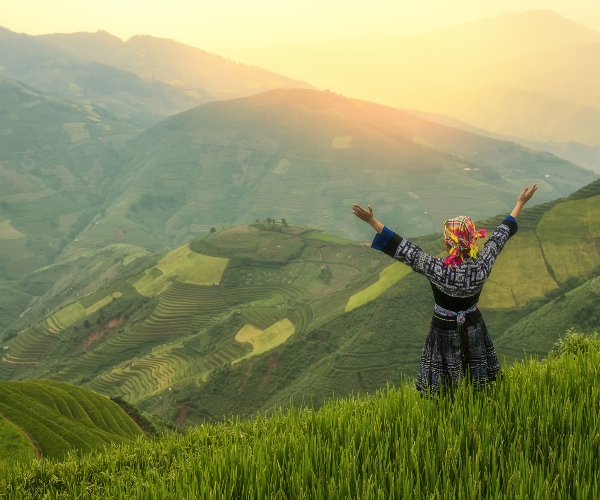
[254,218,288,226]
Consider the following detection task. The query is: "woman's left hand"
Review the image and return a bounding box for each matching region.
[352,204,375,223]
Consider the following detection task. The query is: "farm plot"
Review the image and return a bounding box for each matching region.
[0,381,141,460]
[537,195,600,283]
[87,349,198,402]
[346,262,412,312]
[0,416,36,469]
[46,292,123,333]
[479,231,557,308]
[130,283,228,340]
[131,245,228,297]
[157,245,228,285]
[1,327,58,366]
[0,220,24,239]
[233,318,295,364]
[240,306,287,330]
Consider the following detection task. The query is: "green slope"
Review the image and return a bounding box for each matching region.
[61,88,595,259]
[0,416,36,469]
[0,380,143,464]
[2,178,599,426]
[0,74,139,279]
[1,335,598,498]
[38,31,313,113]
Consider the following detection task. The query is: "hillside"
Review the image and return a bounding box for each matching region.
[57,88,595,259]
[38,31,314,106]
[0,74,139,280]
[1,335,598,498]
[1,177,599,426]
[223,11,600,110]
[403,107,600,174]
[223,11,600,152]
[0,27,312,127]
[0,380,143,467]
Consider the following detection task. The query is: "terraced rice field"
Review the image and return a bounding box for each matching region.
[87,342,250,402]
[346,262,412,312]
[0,220,24,239]
[45,292,124,333]
[240,306,287,330]
[157,245,228,285]
[131,246,229,297]
[288,305,314,333]
[233,318,295,364]
[87,348,199,402]
[537,195,600,283]
[0,415,36,468]
[1,327,58,366]
[479,231,558,308]
[0,380,142,460]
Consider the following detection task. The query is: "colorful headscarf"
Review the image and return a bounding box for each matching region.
[443,216,486,267]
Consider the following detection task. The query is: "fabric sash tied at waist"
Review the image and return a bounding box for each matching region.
[434,303,478,327]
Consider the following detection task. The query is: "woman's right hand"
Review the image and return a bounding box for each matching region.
[352,204,375,224]
[517,184,538,205]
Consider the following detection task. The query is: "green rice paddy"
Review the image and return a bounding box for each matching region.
[131,245,228,296]
[346,262,412,312]
[0,381,142,463]
[480,231,558,308]
[0,416,36,469]
[233,318,296,364]
[537,194,600,283]
[1,335,598,499]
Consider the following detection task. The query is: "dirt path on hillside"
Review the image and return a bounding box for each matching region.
[1,413,40,459]
[79,314,125,351]
[175,404,189,427]
[237,362,254,398]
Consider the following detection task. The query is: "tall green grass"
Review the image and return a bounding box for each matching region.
[2,335,598,499]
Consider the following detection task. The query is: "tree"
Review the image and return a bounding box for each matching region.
[281,218,287,226]
[266,218,272,224]
[84,320,91,329]
[210,227,216,234]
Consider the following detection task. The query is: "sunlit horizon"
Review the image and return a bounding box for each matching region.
[3,1,600,52]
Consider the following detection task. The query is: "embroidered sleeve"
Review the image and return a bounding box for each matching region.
[475,217,516,280]
[371,226,446,282]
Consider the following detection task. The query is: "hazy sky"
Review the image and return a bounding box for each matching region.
[3,0,600,51]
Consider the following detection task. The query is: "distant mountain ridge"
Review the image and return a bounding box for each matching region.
[0,27,313,127]
[0,73,139,279]
[221,10,600,155]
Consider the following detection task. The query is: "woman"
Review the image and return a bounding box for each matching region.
[352,184,537,396]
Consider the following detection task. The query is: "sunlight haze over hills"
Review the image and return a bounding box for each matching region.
[4,1,600,50]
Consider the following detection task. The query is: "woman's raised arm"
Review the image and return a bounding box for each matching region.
[352,204,384,234]
[510,183,538,219]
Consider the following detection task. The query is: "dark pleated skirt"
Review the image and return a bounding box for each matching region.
[415,309,500,396]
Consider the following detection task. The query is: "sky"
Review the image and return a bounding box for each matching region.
[3,0,600,51]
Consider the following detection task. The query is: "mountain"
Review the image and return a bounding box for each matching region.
[404,107,600,174]
[38,31,314,105]
[2,337,598,497]
[222,11,600,109]
[0,27,313,127]
[0,380,142,466]
[1,176,599,426]
[416,86,600,147]
[57,88,596,259]
[0,74,139,279]
[222,11,600,149]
